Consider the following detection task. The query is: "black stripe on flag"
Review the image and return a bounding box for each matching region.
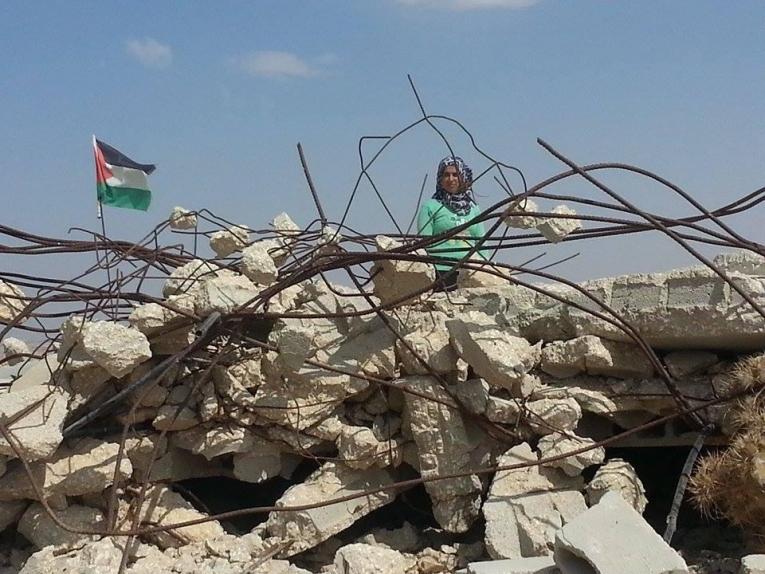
[96,139,156,174]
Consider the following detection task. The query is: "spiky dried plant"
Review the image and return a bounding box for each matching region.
[689,354,765,549]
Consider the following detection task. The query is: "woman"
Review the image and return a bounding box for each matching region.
[417,156,486,291]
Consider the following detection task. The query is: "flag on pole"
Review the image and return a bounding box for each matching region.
[93,137,156,211]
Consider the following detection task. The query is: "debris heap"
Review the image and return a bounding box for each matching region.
[0,198,763,574]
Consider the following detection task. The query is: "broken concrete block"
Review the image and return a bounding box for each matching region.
[0,281,26,323]
[448,314,541,397]
[525,397,581,436]
[233,447,288,484]
[2,337,28,366]
[0,385,69,461]
[395,311,457,375]
[254,366,367,431]
[741,555,765,574]
[334,543,416,574]
[210,224,249,257]
[397,376,482,533]
[0,438,132,500]
[10,354,61,392]
[241,241,279,285]
[18,503,105,549]
[458,265,508,289]
[554,491,688,574]
[172,424,257,460]
[169,206,197,230]
[356,521,423,553]
[163,259,227,297]
[586,458,647,514]
[536,205,582,243]
[129,294,193,336]
[79,321,152,378]
[265,462,397,556]
[484,443,585,560]
[194,274,260,315]
[153,403,200,432]
[502,197,544,230]
[537,432,605,477]
[485,396,521,424]
[337,425,402,470]
[371,235,436,307]
[467,555,558,574]
[664,350,718,378]
[19,538,124,574]
[272,211,301,234]
[714,251,765,275]
[541,335,654,380]
[137,485,226,549]
[454,378,490,415]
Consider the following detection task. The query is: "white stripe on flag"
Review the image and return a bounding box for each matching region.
[105,163,150,191]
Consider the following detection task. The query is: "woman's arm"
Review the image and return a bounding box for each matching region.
[468,206,488,260]
[417,202,434,236]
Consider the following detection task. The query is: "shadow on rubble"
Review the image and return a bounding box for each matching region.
[605,446,746,565]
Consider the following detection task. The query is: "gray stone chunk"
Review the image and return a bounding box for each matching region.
[0,438,132,500]
[210,224,249,257]
[741,554,765,574]
[2,337,29,366]
[18,503,105,549]
[194,274,260,315]
[333,543,416,574]
[536,205,582,243]
[537,432,605,477]
[586,458,647,514]
[169,206,197,230]
[19,538,124,574]
[79,321,152,378]
[371,235,435,307]
[448,314,541,397]
[395,311,457,375]
[265,463,397,556]
[163,259,227,297]
[468,555,558,574]
[241,241,279,285]
[541,336,654,380]
[398,376,483,533]
[0,386,69,461]
[0,281,26,323]
[484,443,585,560]
[554,491,688,574]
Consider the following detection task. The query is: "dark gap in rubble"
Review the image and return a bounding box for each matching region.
[176,457,320,534]
[606,446,746,560]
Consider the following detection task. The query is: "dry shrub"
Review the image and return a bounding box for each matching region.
[689,354,765,548]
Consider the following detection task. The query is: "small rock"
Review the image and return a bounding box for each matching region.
[169,206,198,230]
[210,224,249,257]
[536,205,582,243]
[2,337,29,366]
[586,458,647,514]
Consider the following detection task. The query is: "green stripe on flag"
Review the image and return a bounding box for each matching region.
[97,183,151,211]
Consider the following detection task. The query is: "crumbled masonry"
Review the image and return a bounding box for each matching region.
[0,206,763,574]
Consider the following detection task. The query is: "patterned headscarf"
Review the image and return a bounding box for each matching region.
[433,155,475,216]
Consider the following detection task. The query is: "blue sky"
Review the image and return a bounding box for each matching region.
[1,1,764,281]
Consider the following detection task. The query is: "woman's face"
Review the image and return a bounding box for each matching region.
[440,165,462,194]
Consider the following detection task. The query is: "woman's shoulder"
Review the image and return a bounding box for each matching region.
[419,198,442,213]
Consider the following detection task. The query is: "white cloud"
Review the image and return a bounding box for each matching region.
[125,38,173,69]
[232,51,322,78]
[398,0,540,10]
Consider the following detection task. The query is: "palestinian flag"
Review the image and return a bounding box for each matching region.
[93,137,156,211]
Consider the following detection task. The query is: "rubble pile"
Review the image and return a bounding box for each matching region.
[0,208,763,574]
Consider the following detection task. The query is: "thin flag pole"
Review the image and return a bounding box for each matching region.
[93,135,115,318]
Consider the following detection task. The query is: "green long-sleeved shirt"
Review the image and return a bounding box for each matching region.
[417,198,487,272]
